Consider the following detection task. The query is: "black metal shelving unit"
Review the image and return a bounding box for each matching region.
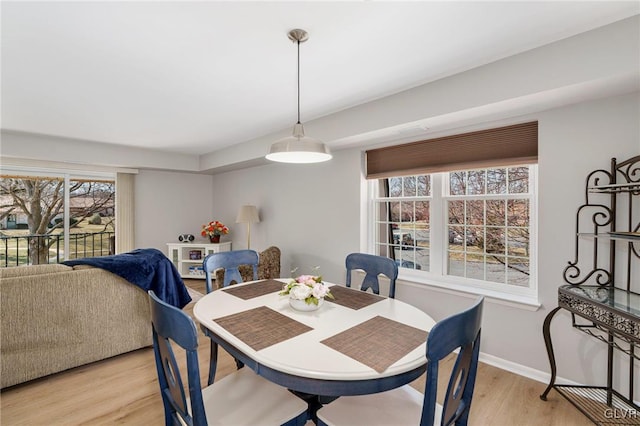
[540,155,640,425]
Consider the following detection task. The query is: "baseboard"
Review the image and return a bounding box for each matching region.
[478,351,579,386]
[481,353,640,406]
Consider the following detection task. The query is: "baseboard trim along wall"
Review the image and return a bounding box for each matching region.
[479,351,578,387]
[480,353,640,406]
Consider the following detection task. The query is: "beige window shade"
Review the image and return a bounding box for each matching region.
[366,121,538,179]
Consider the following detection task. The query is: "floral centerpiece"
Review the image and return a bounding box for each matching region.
[201,220,229,243]
[280,274,334,311]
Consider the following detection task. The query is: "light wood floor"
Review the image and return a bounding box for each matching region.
[1,279,591,425]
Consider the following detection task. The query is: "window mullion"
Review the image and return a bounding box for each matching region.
[431,174,445,276]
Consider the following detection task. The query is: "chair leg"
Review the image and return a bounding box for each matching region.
[208,340,218,385]
[208,337,242,382]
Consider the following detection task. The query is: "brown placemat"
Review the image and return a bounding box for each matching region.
[326,285,385,310]
[213,306,313,351]
[222,279,284,300]
[320,315,428,372]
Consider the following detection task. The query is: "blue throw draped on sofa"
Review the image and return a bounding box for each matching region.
[63,248,192,308]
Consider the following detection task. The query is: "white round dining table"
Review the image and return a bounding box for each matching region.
[193,279,435,397]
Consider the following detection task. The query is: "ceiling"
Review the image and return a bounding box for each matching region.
[2,1,639,156]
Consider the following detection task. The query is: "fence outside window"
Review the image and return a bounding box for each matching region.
[0,232,115,267]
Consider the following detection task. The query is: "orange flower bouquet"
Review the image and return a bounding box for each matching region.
[201,220,229,243]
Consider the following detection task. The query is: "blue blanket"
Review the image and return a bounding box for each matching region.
[63,248,192,309]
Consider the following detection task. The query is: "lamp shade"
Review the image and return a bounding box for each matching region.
[236,205,260,223]
[266,123,332,164]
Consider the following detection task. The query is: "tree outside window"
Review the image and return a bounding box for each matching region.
[0,174,115,266]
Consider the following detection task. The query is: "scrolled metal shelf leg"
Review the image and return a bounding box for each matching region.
[540,306,562,401]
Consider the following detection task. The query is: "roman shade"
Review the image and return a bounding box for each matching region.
[366,121,538,179]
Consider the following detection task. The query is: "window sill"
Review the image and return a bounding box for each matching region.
[397,270,541,311]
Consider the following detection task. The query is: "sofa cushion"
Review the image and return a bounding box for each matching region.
[0,264,72,279]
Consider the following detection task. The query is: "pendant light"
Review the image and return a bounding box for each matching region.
[266,29,332,164]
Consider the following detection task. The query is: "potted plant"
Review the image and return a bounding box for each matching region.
[280,274,334,311]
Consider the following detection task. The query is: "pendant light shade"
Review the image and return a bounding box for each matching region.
[266,29,332,164]
[267,123,332,163]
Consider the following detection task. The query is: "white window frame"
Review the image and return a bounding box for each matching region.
[365,165,539,308]
[1,165,118,261]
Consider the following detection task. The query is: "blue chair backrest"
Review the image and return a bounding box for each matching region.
[345,253,398,298]
[203,250,259,293]
[421,296,484,426]
[148,290,207,426]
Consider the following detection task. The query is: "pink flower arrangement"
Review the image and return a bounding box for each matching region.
[201,220,229,238]
[280,274,334,306]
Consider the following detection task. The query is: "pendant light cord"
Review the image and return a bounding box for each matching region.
[296,39,301,125]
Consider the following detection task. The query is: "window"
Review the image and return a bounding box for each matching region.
[374,175,431,271]
[446,166,533,287]
[370,165,537,301]
[365,122,538,303]
[0,169,117,266]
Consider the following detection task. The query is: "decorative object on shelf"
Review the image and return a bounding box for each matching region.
[201,220,229,244]
[236,205,260,249]
[178,234,195,243]
[266,28,332,164]
[280,274,333,312]
[188,265,205,276]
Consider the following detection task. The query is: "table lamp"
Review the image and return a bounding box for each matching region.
[236,205,260,249]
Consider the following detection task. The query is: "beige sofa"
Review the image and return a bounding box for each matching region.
[1,263,151,388]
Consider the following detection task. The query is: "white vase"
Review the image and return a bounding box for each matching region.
[289,297,323,312]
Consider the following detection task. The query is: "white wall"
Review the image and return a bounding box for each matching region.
[209,92,639,393]
[134,169,215,251]
[536,92,639,392]
[210,149,362,279]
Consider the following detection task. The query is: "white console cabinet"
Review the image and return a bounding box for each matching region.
[166,242,232,279]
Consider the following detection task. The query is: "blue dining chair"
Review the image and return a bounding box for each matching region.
[148,290,308,426]
[345,253,398,298]
[203,249,259,382]
[316,296,484,426]
[203,250,259,293]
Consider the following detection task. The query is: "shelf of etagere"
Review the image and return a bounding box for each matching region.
[553,385,640,425]
[577,232,640,242]
[588,182,640,194]
[558,284,640,346]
